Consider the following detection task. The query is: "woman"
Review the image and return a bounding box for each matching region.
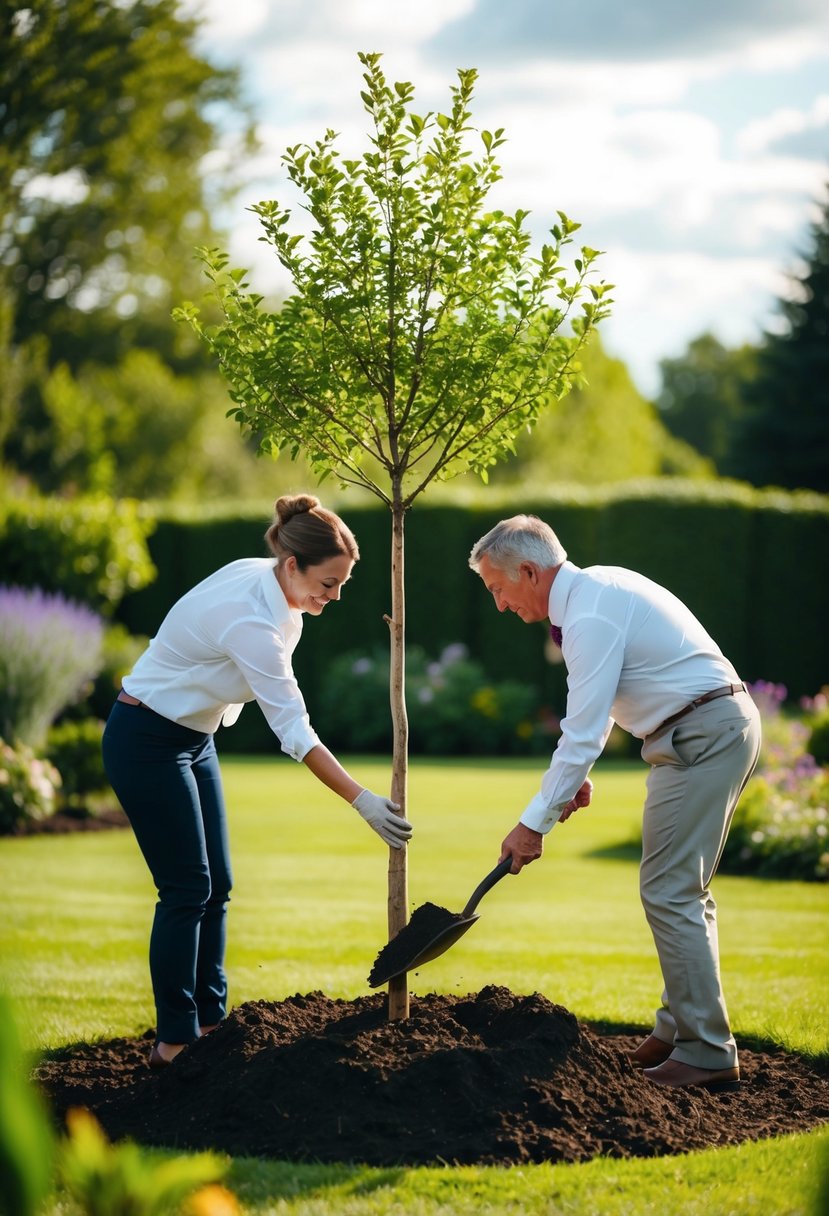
[103,494,410,1067]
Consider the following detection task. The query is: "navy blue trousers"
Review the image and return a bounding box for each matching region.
[102,700,232,1044]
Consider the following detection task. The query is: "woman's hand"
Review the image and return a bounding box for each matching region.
[352,790,413,848]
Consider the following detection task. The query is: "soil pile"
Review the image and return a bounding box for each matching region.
[34,986,829,1166]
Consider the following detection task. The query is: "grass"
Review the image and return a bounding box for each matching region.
[1,754,828,1214]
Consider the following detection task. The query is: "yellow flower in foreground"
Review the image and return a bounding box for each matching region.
[185,1183,241,1216]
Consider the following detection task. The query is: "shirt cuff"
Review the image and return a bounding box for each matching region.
[520,792,564,834]
[279,721,320,762]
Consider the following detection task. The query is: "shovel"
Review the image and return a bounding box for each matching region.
[367,857,514,988]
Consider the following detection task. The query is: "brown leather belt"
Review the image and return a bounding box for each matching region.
[117,689,143,706]
[654,683,746,734]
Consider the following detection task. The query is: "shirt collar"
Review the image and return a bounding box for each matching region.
[260,562,303,633]
[548,560,580,627]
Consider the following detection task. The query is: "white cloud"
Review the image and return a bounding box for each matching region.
[600,248,789,394]
[184,0,273,47]
[322,0,475,40]
[737,95,829,154]
[427,0,829,64]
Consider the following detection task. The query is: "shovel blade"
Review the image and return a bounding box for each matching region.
[367,858,513,989]
[367,913,479,988]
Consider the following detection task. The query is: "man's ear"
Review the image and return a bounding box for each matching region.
[519,561,539,584]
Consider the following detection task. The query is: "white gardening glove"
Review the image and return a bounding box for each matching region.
[352,790,413,848]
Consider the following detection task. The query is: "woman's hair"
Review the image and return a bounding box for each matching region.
[265,494,359,570]
[469,514,566,578]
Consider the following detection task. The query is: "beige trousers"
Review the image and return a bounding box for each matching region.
[639,689,762,1069]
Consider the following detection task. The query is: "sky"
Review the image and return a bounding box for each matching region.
[186,0,829,398]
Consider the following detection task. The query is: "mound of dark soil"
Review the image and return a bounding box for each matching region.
[33,986,829,1166]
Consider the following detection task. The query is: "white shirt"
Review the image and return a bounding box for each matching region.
[520,561,741,833]
[122,558,320,761]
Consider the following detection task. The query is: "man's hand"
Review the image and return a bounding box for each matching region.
[559,778,593,823]
[499,823,543,873]
[352,790,413,848]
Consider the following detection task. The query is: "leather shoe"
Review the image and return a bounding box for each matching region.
[643,1059,740,1090]
[629,1035,674,1069]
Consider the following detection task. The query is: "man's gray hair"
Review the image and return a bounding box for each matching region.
[469,515,567,578]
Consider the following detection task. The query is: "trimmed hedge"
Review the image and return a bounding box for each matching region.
[111,481,829,752]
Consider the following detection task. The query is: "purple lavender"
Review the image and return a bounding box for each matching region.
[0,585,104,746]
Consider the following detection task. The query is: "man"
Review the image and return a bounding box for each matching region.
[469,514,761,1090]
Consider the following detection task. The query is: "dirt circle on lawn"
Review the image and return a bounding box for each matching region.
[33,986,829,1166]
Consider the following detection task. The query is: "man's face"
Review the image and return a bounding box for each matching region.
[476,554,548,623]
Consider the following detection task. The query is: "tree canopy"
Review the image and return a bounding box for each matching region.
[179,53,613,508]
[1,0,254,370]
[0,0,274,498]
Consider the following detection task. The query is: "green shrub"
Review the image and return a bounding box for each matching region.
[46,719,107,814]
[316,643,559,756]
[0,495,155,615]
[718,681,829,882]
[722,769,829,881]
[408,645,543,755]
[0,586,104,747]
[807,709,829,768]
[0,738,61,834]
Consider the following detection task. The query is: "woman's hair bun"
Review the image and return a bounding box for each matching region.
[265,493,359,567]
[274,494,320,523]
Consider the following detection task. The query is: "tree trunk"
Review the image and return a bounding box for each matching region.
[386,498,409,1020]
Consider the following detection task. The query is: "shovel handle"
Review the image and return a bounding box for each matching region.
[461,857,514,918]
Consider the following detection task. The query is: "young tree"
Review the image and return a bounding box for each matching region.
[178,53,612,1018]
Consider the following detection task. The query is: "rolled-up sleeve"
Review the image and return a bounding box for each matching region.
[219,617,320,760]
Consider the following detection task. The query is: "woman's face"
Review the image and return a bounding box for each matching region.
[278,554,354,615]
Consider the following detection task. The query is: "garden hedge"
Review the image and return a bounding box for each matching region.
[107,481,828,752]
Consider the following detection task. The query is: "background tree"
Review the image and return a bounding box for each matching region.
[1,0,253,367]
[730,187,829,492]
[179,53,612,1019]
[0,0,284,498]
[656,332,757,473]
[488,335,712,486]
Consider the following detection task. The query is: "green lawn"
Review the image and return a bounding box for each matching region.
[1,755,827,1214]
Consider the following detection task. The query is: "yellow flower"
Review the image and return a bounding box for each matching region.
[185,1184,241,1216]
[471,687,498,718]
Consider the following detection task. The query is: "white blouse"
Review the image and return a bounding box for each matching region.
[122,558,320,761]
